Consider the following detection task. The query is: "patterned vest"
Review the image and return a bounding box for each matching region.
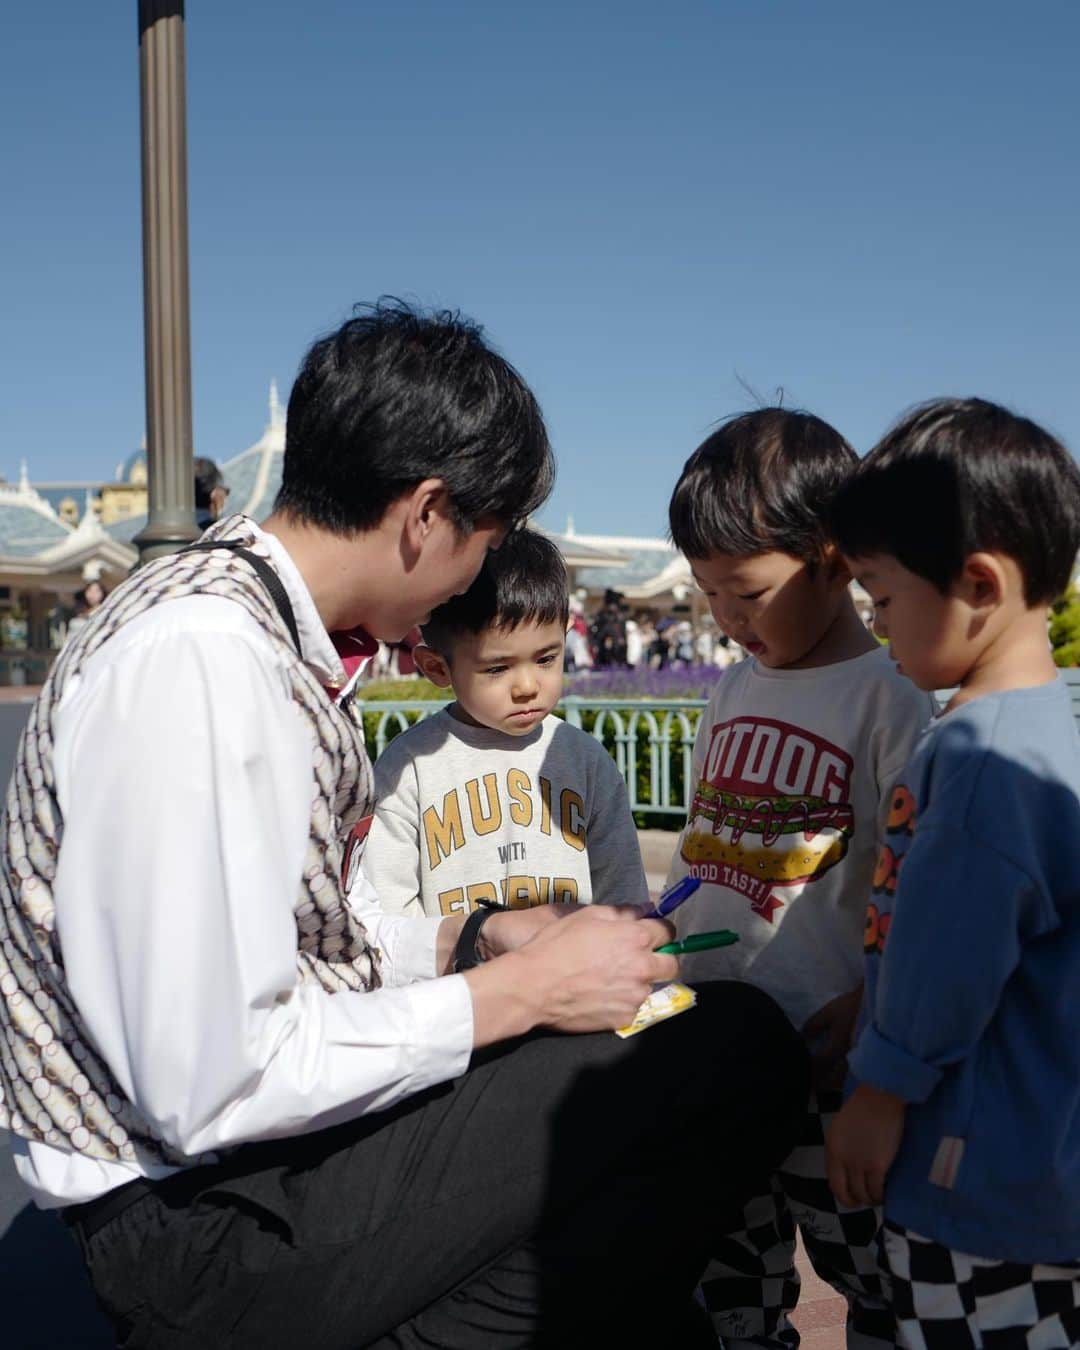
[0,516,382,1167]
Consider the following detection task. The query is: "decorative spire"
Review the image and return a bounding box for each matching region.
[269,378,285,431]
[18,460,30,495]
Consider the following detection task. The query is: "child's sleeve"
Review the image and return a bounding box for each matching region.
[586,749,651,907]
[872,687,936,844]
[362,752,427,919]
[849,824,1054,1102]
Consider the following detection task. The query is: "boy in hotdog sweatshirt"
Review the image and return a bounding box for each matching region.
[826,399,1080,1349]
[663,408,934,1347]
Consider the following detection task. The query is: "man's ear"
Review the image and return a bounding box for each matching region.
[401,479,453,555]
[413,644,454,689]
[958,552,1007,611]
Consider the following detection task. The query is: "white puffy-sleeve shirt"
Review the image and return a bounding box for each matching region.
[12,525,474,1208]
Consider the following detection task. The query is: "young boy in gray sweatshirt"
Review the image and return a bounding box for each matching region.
[363,528,651,920]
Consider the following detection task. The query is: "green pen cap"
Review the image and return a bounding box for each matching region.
[655,929,740,956]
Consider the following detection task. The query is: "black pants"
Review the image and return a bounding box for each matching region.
[70,982,809,1349]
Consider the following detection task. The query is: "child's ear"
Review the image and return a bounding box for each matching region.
[412,644,454,689]
[821,544,852,588]
[958,552,1007,610]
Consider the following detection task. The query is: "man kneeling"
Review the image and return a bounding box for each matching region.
[0,301,808,1348]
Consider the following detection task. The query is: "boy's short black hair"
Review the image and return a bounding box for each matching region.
[421,528,569,656]
[275,299,555,536]
[831,398,1080,606]
[668,409,858,563]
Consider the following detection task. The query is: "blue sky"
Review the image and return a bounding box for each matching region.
[2,1,1076,536]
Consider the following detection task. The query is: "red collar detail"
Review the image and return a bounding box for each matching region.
[329,627,380,687]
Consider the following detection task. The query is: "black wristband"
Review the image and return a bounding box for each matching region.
[452,900,509,973]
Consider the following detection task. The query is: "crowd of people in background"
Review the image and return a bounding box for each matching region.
[363,580,883,682]
[361,589,747,684]
[568,588,744,674]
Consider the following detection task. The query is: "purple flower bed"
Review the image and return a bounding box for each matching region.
[563,665,721,700]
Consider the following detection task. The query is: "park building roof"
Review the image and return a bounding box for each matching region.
[102,513,143,546]
[0,468,135,596]
[3,389,705,612]
[34,482,106,520]
[114,447,148,484]
[103,382,287,546]
[556,522,679,593]
[615,550,693,600]
[0,466,77,557]
[539,530,628,569]
[224,379,285,520]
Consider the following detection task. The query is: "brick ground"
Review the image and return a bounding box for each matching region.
[790,1235,848,1349]
[640,830,849,1350]
[0,684,39,704]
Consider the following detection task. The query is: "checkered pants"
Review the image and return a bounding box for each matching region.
[883,1223,1080,1349]
[701,1091,894,1349]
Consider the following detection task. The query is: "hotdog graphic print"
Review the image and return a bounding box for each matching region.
[662,651,935,1028]
[682,716,855,923]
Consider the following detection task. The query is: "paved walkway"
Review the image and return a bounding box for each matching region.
[0,684,39,704]
[792,1237,849,1349]
[641,830,848,1350]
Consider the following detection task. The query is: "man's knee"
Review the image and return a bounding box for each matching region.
[693,983,810,1105]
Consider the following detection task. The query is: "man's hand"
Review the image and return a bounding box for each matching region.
[802,985,863,1091]
[826,1083,906,1208]
[463,905,678,1045]
[479,903,575,959]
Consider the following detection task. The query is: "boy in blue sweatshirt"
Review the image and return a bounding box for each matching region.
[827,398,1080,1349]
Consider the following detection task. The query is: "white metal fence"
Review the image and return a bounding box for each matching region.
[358,670,1080,821]
[357,696,705,817]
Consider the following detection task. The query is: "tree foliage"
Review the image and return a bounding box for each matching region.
[1049,589,1080,668]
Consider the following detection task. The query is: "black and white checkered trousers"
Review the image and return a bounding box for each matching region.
[701,1090,894,1348]
[883,1222,1080,1349]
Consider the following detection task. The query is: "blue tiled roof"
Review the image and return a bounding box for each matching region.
[105,514,145,545]
[243,450,283,521]
[221,448,265,515]
[577,545,678,591]
[102,446,277,543]
[0,504,71,556]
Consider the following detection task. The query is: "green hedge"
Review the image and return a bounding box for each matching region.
[355,679,447,751]
[1050,592,1080,668]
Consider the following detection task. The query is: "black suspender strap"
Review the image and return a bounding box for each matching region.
[181,540,303,657]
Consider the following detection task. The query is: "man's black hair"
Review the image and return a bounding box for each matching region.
[275,299,555,535]
[193,457,223,510]
[421,528,569,656]
[831,398,1080,606]
[668,409,858,563]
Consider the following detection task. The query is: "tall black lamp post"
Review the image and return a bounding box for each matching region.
[132,0,199,563]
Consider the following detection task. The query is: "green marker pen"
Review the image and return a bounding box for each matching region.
[655,930,739,956]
